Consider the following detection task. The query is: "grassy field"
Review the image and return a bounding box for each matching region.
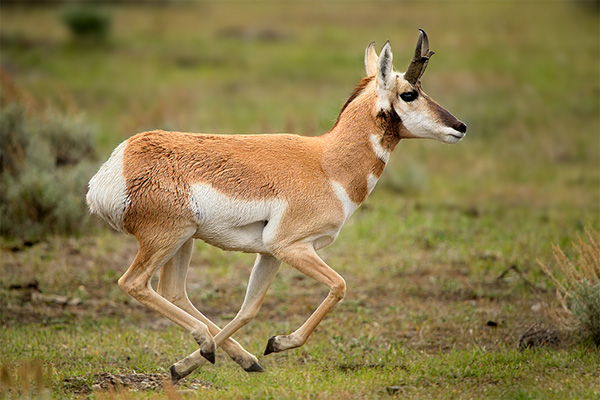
[1,1,599,399]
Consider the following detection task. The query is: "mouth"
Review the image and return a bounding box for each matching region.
[447,121,467,143]
[445,131,465,143]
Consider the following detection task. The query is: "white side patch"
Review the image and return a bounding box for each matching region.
[330,181,360,223]
[189,184,287,254]
[369,134,391,164]
[87,141,129,233]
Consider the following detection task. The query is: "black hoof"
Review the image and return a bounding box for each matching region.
[201,350,216,364]
[170,365,183,385]
[264,336,277,355]
[244,362,264,373]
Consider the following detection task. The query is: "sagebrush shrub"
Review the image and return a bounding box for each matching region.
[0,103,97,242]
[0,104,28,176]
[61,5,111,40]
[570,280,600,345]
[539,228,600,345]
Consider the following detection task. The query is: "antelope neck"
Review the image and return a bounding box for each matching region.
[320,92,392,205]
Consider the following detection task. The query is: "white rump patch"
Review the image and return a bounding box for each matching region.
[369,134,390,164]
[86,141,129,233]
[189,184,287,253]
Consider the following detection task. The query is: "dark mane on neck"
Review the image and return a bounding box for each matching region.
[331,76,374,129]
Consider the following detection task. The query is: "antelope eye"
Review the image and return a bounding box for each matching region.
[399,91,418,102]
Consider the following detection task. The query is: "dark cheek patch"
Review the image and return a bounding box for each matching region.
[376,109,403,152]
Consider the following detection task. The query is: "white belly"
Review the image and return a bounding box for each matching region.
[189,184,286,253]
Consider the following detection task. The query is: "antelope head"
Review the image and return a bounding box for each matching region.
[365,29,467,144]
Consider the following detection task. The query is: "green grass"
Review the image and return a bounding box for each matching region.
[1,0,599,399]
[2,319,599,399]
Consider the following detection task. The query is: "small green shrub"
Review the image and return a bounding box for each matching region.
[539,228,600,345]
[569,280,600,345]
[0,104,28,176]
[0,103,96,242]
[60,5,111,41]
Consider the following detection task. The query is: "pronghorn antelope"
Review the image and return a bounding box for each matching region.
[87,29,466,383]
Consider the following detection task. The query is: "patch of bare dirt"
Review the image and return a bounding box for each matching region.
[63,372,211,395]
[1,234,149,326]
[1,233,563,356]
[517,324,562,350]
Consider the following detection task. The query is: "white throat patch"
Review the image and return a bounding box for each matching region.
[330,181,360,223]
[369,134,390,164]
[366,173,380,195]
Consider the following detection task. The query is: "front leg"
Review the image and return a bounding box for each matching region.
[265,243,346,354]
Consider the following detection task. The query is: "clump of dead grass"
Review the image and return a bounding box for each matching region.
[539,228,600,345]
[0,360,50,399]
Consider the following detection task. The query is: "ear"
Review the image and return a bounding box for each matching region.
[365,42,378,76]
[376,41,394,110]
[377,41,394,90]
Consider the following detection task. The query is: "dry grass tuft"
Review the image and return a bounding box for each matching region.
[0,360,50,399]
[539,228,600,345]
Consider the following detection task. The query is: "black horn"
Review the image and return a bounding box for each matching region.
[404,29,435,85]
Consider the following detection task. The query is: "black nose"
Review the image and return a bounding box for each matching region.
[456,122,467,134]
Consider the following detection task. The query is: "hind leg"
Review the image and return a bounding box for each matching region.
[157,238,264,381]
[117,228,216,363]
[170,254,281,381]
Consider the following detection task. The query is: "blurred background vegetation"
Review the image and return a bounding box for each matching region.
[1,1,598,244]
[0,0,598,308]
[1,0,598,327]
[0,1,599,397]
